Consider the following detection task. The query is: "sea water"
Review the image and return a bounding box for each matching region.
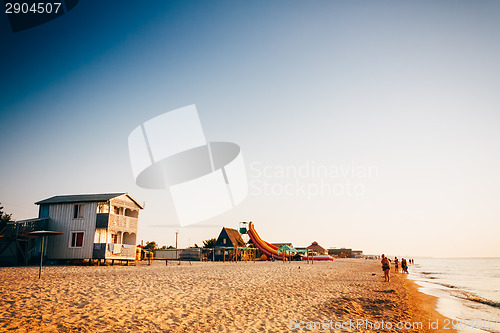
[408,258,500,333]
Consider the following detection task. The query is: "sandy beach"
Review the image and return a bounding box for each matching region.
[0,259,455,332]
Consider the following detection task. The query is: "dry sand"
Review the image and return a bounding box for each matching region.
[0,259,455,332]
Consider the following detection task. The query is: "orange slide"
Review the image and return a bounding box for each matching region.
[247,222,285,260]
[247,222,334,262]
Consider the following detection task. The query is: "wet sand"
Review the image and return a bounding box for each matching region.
[0,259,455,332]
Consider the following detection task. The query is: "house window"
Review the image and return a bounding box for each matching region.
[111,234,118,244]
[69,232,84,248]
[223,238,226,244]
[73,204,85,219]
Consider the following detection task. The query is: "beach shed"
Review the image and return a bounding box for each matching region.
[35,193,143,263]
[307,241,327,255]
[214,227,246,261]
[215,227,245,248]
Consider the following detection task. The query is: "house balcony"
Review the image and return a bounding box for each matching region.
[95,213,138,233]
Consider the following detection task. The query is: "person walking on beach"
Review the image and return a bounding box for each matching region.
[381,254,391,282]
[401,258,408,274]
[394,257,399,273]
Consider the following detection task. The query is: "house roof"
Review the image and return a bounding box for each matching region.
[307,241,326,252]
[216,227,245,247]
[35,193,143,209]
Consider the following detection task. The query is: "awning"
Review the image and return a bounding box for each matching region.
[277,244,306,254]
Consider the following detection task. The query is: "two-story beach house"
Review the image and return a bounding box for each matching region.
[35,193,143,263]
[0,193,143,265]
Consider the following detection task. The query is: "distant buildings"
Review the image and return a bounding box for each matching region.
[351,250,363,258]
[328,248,364,258]
[328,248,352,258]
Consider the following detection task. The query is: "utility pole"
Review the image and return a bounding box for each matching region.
[175,230,179,262]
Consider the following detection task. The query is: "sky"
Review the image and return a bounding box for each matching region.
[1,0,499,258]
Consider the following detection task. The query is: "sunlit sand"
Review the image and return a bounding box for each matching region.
[0,259,454,332]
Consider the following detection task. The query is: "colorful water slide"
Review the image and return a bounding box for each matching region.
[247,222,284,260]
[248,222,334,261]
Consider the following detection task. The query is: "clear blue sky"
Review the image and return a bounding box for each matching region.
[1,1,499,257]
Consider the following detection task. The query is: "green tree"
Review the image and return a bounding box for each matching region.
[143,241,158,253]
[202,238,217,248]
[0,202,13,233]
[0,203,12,222]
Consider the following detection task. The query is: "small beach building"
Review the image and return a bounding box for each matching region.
[214,227,247,261]
[215,227,246,248]
[307,241,327,255]
[36,193,143,263]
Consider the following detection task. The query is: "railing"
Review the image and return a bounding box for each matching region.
[108,214,138,233]
[2,218,49,238]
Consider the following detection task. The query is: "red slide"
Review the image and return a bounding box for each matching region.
[247,222,334,262]
[247,222,284,260]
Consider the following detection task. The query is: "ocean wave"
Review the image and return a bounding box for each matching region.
[454,291,500,309]
[437,282,458,289]
[415,272,454,286]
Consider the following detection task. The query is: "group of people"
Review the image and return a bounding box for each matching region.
[394,257,412,274]
[380,254,414,282]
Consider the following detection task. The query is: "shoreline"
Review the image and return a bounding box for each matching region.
[0,259,457,332]
[399,270,458,333]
